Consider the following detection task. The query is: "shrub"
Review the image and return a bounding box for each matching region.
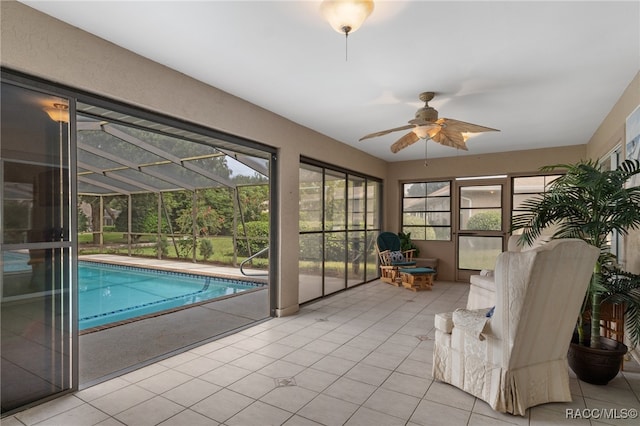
[177,237,194,258]
[467,211,501,231]
[236,221,269,256]
[155,237,168,258]
[199,238,214,260]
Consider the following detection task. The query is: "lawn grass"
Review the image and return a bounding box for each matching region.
[78,234,268,268]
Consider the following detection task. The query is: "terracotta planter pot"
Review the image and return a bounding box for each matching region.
[567,336,627,385]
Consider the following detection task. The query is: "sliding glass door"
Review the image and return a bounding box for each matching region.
[299,161,381,303]
[1,82,74,414]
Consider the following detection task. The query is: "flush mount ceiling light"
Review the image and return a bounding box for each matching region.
[45,103,69,123]
[321,0,374,59]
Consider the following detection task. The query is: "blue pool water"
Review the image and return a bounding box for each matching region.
[79,262,263,330]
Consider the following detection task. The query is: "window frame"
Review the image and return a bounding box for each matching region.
[401,180,452,241]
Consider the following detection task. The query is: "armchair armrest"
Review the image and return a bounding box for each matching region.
[469,274,495,292]
[402,249,416,262]
[452,308,493,340]
[434,312,454,333]
[378,250,392,266]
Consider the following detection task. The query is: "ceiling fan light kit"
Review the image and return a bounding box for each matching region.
[45,102,70,123]
[360,91,499,157]
[413,124,440,140]
[320,0,375,35]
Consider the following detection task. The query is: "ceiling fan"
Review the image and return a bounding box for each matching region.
[359,92,499,153]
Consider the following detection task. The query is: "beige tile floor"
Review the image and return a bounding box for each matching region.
[5,280,640,426]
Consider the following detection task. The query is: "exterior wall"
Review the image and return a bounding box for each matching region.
[384,144,587,280]
[0,1,387,316]
[586,72,640,274]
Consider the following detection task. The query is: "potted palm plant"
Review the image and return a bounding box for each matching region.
[511,159,640,384]
[398,231,420,256]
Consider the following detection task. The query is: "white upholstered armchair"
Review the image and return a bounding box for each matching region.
[432,239,599,416]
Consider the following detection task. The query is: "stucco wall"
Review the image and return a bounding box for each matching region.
[0,0,387,315]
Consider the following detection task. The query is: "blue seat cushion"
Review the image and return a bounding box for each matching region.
[398,267,435,274]
[392,260,417,267]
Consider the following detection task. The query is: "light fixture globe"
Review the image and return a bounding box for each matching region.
[413,124,440,140]
[321,0,374,35]
[45,103,70,123]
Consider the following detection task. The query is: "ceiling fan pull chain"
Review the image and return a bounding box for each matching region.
[344,32,349,61]
[424,140,429,167]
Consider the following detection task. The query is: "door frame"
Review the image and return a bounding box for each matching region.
[454,177,508,282]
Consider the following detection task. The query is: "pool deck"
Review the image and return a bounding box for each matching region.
[79,254,268,284]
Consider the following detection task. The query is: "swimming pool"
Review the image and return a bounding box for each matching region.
[79,262,264,330]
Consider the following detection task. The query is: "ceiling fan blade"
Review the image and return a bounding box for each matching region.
[431,129,469,151]
[359,124,415,141]
[390,131,420,153]
[440,118,500,133]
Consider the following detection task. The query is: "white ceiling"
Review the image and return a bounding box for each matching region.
[20,1,640,162]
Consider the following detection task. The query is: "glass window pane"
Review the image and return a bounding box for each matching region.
[299,233,323,303]
[514,175,562,194]
[325,170,346,231]
[513,176,546,193]
[365,231,378,281]
[324,232,345,294]
[427,181,450,196]
[348,176,365,229]
[347,231,365,286]
[512,193,543,210]
[460,185,501,208]
[427,196,450,211]
[458,236,503,270]
[460,208,502,230]
[4,161,70,243]
[403,197,426,212]
[366,181,380,230]
[404,182,426,197]
[402,225,450,241]
[299,165,323,231]
[426,212,451,226]
[434,227,451,240]
[403,213,426,227]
